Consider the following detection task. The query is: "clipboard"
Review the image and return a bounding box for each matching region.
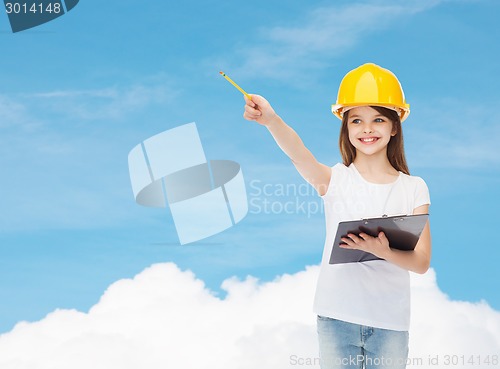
[329,214,429,265]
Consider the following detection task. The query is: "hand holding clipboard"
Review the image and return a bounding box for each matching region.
[329,214,429,265]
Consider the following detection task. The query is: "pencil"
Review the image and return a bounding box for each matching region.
[219,71,251,100]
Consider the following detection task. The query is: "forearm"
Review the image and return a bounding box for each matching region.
[243,94,330,193]
[384,207,432,274]
[383,248,430,274]
[265,115,311,163]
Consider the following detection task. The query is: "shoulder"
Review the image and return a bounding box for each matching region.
[399,172,431,205]
[330,163,356,183]
[331,162,351,176]
[399,172,429,189]
[320,163,350,198]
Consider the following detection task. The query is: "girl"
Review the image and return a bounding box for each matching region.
[243,63,431,369]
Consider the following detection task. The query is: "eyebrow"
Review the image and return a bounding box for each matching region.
[349,114,386,119]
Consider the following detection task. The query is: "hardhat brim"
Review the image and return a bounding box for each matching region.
[331,103,410,122]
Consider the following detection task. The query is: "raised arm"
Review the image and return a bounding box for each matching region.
[243,94,331,195]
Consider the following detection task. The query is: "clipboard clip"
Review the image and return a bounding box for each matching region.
[362,214,387,224]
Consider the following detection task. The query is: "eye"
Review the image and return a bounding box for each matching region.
[374,118,385,123]
[351,118,361,124]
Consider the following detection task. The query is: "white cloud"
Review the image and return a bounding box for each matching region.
[0,77,179,231]
[26,78,177,121]
[0,263,498,369]
[0,95,42,132]
[220,0,451,82]
[406,98,500,169]
[1,76,176,132]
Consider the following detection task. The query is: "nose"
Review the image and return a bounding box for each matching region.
[362,122,374,134]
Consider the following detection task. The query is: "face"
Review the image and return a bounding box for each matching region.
[346,106,396,158]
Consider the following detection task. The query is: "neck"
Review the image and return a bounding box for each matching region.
[353,152,399,182]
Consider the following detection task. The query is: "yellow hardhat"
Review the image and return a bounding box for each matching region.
[331,63,410,122]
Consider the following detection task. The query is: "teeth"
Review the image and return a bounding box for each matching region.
[361,138,376,142]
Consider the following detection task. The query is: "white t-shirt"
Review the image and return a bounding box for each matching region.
[313,163,430,331]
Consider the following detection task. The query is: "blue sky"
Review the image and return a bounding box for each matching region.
[0,0,499,334]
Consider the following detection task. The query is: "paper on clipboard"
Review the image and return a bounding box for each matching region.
[329,214,429,265]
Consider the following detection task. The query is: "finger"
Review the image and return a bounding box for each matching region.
[339,240,359,250]
[340,238,356,247]
[247,94,262,103]
[347,233,361,243]
[244,95,256,107]
[244,105,261,116]
[358,232,372,241]
[339,241,352,249]
[243,112,260,121]
[378,231,387,241]
[244,110,264,120]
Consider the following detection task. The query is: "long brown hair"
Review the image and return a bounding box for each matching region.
[338,106,410,175]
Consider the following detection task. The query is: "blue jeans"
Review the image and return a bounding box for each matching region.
[317,316,409,369]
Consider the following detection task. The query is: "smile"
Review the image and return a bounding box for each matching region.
[359,137,379,144]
